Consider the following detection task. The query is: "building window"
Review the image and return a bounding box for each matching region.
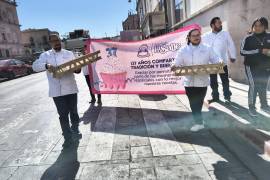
[42,36,48,44]
[139,7,144,25]
[2,33,7,41]
[175,0,184,23]
[186,0,216,17]
[159,0,164,11]
[6,49,10,57]
[30,37,35,46]
[0,49,2,58]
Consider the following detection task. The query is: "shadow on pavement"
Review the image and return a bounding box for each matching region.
[80,103,102,128]
[218,101,270,132]
[78,98,270,179]
[139,94,167,101]
[40,140,80,180]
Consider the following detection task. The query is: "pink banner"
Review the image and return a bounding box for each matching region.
[86,24,201,94]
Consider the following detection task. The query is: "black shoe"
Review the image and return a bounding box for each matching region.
[97,99,102,104]
[62,138,74,149]
[208,98,220,104]
[248,108,258,117]
[89,99,96,104]
[71,126,82,139]
[224,98,231,105]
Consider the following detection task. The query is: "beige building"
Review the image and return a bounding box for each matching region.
[21,28,59,56]
[121,12,141,41]
[122,13,140,31]
[0,0,23,59]
[136,0,270,82]
[137,0,166,38]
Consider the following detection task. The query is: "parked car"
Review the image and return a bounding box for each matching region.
[0,59,33,80]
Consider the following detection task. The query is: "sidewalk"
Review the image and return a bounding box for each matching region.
[0,74,268,180]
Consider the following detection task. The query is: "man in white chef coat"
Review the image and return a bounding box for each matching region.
[32,34,82,149]
[203,17,237,104]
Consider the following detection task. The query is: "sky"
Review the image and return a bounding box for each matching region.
[16,0,137,38]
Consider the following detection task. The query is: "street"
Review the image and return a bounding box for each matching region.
[0,72,270,180]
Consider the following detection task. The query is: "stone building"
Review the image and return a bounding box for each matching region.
[21,28,59,56]
[0,0,23,59]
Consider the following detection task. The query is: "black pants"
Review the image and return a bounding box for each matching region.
[210,65,232,100]
[245,65,269,109]
[185,87,207,124]
[53,94,80,139]
[85,75,101,100]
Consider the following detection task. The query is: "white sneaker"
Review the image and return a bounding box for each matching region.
[190,124,205,132]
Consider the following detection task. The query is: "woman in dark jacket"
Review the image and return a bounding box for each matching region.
[240,17,270,116]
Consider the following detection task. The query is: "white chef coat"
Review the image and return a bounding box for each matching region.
[202,30,236,65]
[32,49,79,97]
[174,43,222,87]
[82,65,89,76]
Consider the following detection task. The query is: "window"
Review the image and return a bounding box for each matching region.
[159,0,164,11]
[9,60,16,65]
[30,37,35,46]
[42,36,48,44]
[6,49,10,57]
[175,0,184,23]
[139,6,144,25]
[2,33,6,41]
[0,49,2,58]
[186,0,215,17]
[15,60,24,65]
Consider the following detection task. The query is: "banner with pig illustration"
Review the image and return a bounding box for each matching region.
[85,24,201,94]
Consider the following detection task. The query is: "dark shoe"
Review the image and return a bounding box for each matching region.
[261,106,270,114]
[248,108,258,117]
[97,99,102,104]
[224,98,231,105]
[62,139,74,149]
[71,126,82,139]
[89,98,96,104]
[208,98,220,104]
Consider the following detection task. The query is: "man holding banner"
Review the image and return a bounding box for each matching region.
[172,29,222,132]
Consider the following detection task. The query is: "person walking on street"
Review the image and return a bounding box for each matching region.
[82,65,102,104]
[172,29,222,132]
[203,17,237,104]
[240,17,270,116]
[32,34,82,149]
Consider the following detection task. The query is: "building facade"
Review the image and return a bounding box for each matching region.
[21,28,57,56]
[136,0,270,82]
[121,12,141,41]
[63,29,90,53]
[0,0,23,59]
[136,0,167,38]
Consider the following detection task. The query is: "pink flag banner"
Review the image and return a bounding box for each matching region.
[86,24,201,94]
